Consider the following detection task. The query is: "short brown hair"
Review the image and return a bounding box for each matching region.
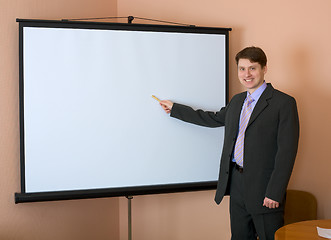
[235,46,267,68]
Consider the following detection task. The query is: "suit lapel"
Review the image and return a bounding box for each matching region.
[247,83,274,127]
[233,92,247,131]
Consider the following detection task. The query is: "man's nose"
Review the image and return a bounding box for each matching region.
[245,69,251,76]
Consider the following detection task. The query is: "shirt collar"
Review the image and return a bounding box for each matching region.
[247,81,267,102]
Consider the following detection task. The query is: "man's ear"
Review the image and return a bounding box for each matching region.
[263,65,268,74]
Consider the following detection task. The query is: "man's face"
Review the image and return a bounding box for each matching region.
[237,58,267,94]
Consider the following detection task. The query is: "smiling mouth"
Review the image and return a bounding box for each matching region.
[245,79,253,82]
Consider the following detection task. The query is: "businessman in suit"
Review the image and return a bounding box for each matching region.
[159,47,299,240]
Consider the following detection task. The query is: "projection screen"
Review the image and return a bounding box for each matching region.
[15,19,231,203]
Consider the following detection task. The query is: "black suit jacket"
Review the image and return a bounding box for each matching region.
[170,83,299,214]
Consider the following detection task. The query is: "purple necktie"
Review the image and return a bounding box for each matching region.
[233,95,254,167]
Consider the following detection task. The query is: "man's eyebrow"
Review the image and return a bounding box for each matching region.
[238,63,259,68]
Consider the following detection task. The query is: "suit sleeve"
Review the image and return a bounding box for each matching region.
[170,103,226,128]
[265,97,300,202]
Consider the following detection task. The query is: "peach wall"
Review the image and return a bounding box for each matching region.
[0,0,120,239]
[117,0,331,239]
[119,192,230,240]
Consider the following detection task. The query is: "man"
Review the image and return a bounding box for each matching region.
[159,47,299,240]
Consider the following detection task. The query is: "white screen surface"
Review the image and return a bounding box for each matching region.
[21,23,227,194]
